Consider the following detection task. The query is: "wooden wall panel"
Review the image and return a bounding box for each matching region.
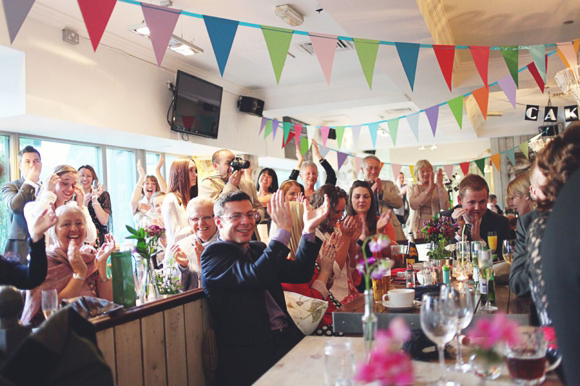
[115,319,144,386]
[164,306,188,385]
[184,301,205,386]
[96,328,116,383]
[141,313,168,386]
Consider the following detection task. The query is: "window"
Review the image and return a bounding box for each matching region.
[164,154,179,182]
[106,148,135,242]
[145,152,161,178]
[0,135,10,249]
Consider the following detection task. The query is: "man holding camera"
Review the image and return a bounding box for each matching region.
[200,149,264,219]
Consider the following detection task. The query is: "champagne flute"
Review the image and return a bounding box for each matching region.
[502,239,516,265]
[478,250,498,312]
[421,292,459,385]
[441,284,474,373]
[487,231,498,257]
[41,289,58,320]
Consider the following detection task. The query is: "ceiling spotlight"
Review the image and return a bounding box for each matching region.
[418,145,426,150]
[430,144,437,150]
[128,22,203,56]
[275,4,304,26]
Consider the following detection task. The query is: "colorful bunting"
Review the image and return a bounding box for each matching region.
[203,16,239,77]
[319,146,331,158]
[443,164,454,180]
[528,45,546,82]
[395,42,420,91]
[425,105,439,137]
[497,75,517,109]
[306,125,316,147]
[353,38,380,89]
[261,26,294,84]
[387,119,399,147]
[447,96,463,129]
[519,142,529,159]
[320,126,330,147]
[309,33,338,85]
[263,119,273,139]
[490,153,501,172]
[259,117,268,134]
[472,86,489,120]
[367,123,379,148]
[557,42,578,73]
[391,163,402,178]
[469,46,490,87]
[460,162,470,176]
[282,122,294,147]
[78,0,117,51]
[294,124,302,144]
[334,126,345,149]
[500,46,519,87]
[528,61,545,93]
[474,158,486,175]
[2,0,35,44]
[506,148,516,166]
[300,137,309,155]
[272,119,280,139]
[406,113,420,141]
[433,45,456,91]
[336,151,348,170]
[142,3,181,66]
[351,125,361,150]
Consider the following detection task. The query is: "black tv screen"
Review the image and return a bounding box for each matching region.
[171,70,223,139]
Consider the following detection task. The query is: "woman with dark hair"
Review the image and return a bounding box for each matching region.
[255,168,279,206]
[130,157,167,227]
[78,165,112,247]
[279,180,304,202]
[162,157,198,245]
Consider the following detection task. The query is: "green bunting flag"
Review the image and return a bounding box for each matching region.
[501,46,519,87]
[300,137,309,155]
[353,38,380,89]
[261,26,294,84]
[283,122,292,143]
[474,158,486,175]
[447,95,463,129]
[263,119,273,139]
[387,119,399,147]
[334,126,345,149]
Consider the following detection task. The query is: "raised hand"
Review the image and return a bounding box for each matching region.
[27,163,41,183]
[427,170,435,191]
[268,190,293,232]
[45,174,61,193]
[339,215,359,238]
[228,170,242,187]
[359,214,370,240]
[436,169,444,187]
[311,139,322,160]
[296,192,305,203]
[30,208,57,242]
[471,213,481,241]
[74,184,85,208]
[303,194,329,234]
[156,155,165,171]
[137,159,145,178]
[68,238,88,279]
[377,209,392,233]
[96,234,115,272]
[170,244,189,268]
[318,238,337,274]
[295,138,304,162]
[193,239,204,267]
[372,178,383,195]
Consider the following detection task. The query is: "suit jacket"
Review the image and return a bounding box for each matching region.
[1,178,36,263]
[199,176,265,219]
[201,236,321,386]
[509,210,539,297]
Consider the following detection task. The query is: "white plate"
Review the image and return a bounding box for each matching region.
[381,300,421,311]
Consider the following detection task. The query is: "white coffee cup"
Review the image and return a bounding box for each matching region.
[382,288,415,308]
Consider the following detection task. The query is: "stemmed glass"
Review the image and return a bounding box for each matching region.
[41,289,59,320]
[502,239,516,265]
[456,241,470,280]
[420,292,459,385]
[478,249,498,312]
[441,284,474,373]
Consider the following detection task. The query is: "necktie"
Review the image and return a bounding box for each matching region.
[464,224,472,240]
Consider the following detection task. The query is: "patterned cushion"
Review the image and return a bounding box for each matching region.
[284,291,328,335]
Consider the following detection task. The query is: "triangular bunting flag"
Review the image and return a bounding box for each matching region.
[387,119,399,146]
[433,44,456,91]
[203,16,239,77]
[528,45,546,82]
[300,137,309,155]
[336,151,349,171]
[320,126,330,147]
[556,48,570,68]
[319,146,331,158]
[575,39,580,55]
[259,117,268,134]
[309,33,338,85]
[353,38,380,89]
[78,0,117,51]
[367,123,379,148]
[425,105,439,137]
[3,0,35,43]
[472,87,489,120]
[528,61,545,93]
[409,165,415,183]
[500,46,519,87]
[443,164,454,180]
[391,163,402,178]
[497,75,517,109]
[447,96,463,129]
[557,42,578,72]
[490,153,501,172]
[141,3,181,66]
[182,116,194,129]
[469,46,490,87]
[395,42,420,91]
[406,113,420,141]
[474,158,486,175]
[284,128,295,148]
[272,119,280,139]
[263,119,273,139]
[294,124,302,144]
[306,125,316,147]
[261,26,294,84]
[354,157,362,174]
[519,142,529,159]
[334,126,345,149]
[506,148,516,166]
[351,125,361,150]
[282,122,292,146]
[460,162,470,176]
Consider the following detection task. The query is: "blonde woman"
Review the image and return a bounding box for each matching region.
[408,160,450,234]
[506,171,535,216]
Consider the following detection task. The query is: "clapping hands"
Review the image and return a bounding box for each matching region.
[96,234,115,272]
[268,190,293,232]
[30,208,57,243]
[303,194,329,234]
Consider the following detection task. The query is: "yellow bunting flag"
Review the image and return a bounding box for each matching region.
[519,142,529,159]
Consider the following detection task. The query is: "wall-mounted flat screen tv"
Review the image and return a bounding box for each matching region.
[171,70,223,139]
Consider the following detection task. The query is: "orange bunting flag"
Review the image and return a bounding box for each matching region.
[490,153,501,172]
[472,87,489,120]
[433,45,456,91]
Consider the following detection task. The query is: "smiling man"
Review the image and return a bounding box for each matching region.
[201,190,328,385]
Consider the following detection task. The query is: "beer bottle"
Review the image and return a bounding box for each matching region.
[406,232,419,265]
[488,270,496,305]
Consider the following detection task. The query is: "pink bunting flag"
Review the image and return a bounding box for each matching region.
[557,42,578,74]
[433,45,455,91]
[425,105,439,137]
[391,163,402,178]
[77,0,117,51]
[320,126,330,147]
[443,164,454,180]
[497,75,517,109]
[336,151,348,171]
[354,157,362,174]
[309,33,338,85]
[293,124,302,144]
[141,3,182,67]
[469,46,490,87]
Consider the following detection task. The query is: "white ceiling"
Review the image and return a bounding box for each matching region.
[19,0,580,160]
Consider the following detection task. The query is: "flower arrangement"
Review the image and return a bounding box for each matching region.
[126,224,165,262]
[154,253,181,295]
[421,214,459,260]
[355,317,414,385]
[356,234,393,291]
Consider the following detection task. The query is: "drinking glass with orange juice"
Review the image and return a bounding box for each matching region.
[487,231,498,257]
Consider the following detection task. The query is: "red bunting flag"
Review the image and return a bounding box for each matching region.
[77,0,117,51]
[528,61,545,93]
[433,45,455,91]
[293,124,302,144]
[472,87,489,120]
[469,46,490,88]
[460,162,470,176]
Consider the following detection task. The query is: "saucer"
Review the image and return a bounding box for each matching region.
[381,300,421,311]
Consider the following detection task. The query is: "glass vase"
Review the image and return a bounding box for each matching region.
[469,348,504,380]
[138,257,159,303]
[361,289,378,361]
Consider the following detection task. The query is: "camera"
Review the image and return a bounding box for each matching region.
[230,156,250,172]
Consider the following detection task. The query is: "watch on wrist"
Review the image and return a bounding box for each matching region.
[72,273,85,281]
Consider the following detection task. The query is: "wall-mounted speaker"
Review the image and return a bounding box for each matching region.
[237,96,265,117]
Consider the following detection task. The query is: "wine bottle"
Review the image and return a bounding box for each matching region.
[488,270,496,305]
[406,232,418,265]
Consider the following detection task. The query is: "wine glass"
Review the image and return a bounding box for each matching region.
[478,250,498,312]
[421,292,459,385]
[502,239,516,265]
[41,289,59,320]
[441,284,474,373]
[487,231,498,257]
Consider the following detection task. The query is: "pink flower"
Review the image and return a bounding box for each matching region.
[467,313,520,350]
[369,235,390,253]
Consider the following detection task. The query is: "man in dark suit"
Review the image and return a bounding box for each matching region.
[201,190,328,386]
[441,174,510,259]
[508,209,539,297]
[1,146,42,263]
